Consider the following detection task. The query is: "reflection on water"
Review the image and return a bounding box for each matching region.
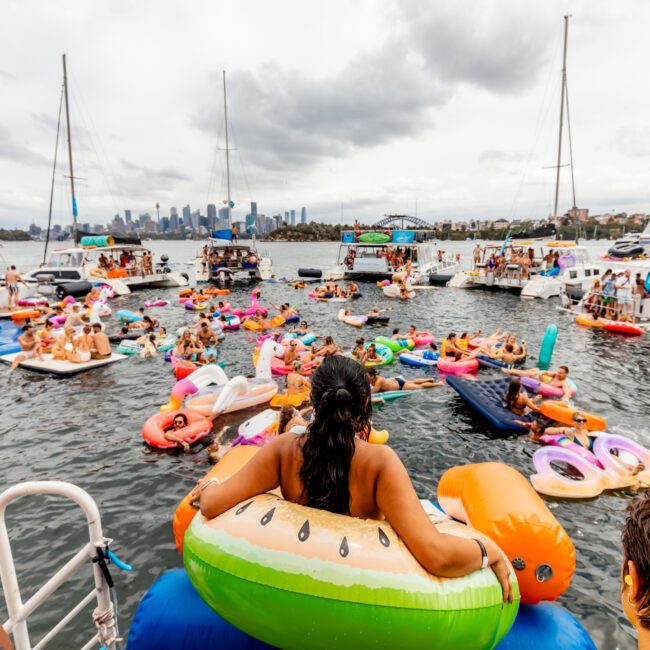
[0,240,644,648]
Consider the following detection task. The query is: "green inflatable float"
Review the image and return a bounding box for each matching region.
[358,232,390,244]
[184,494,519,649]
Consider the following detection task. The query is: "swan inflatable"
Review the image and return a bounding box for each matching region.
[161,339,283,417]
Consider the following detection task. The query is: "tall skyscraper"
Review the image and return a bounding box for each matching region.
[251,202,258,218]
[290,210,296,226]
[125,209,132,223]
[300,207,307,224]
[218,207,230,229]
[284,211,289,224]
[207,204,217,230]
[182,205,191,226]
[169,211,179,231]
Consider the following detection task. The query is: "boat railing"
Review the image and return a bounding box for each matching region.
[0,481,127,650]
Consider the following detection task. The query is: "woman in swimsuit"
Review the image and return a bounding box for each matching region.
[165,413,191,451]
[366,367,442,392]
[504,378,540,416]
[286,362,311,395]
[542,412,592,450]
[196,356,512,601]
[75,325,93,362]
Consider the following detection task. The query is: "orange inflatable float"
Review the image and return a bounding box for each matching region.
[539,400,606,431]
[204,288,231,296]
[173,445,261,552]
[575,313,603,328]
[10,309,40,321]
[438,462,575,604]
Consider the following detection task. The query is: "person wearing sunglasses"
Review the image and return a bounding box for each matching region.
[164,413,190,451]
[290,320,310,334]
[621,495,650,648]
[542,412,592,450]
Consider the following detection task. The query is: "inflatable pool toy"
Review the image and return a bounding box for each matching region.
[222,315,240,330]
[399,349,440,367]
[576,314,643,336]
[184,494,518,649]
[539,433,602,467]
[18,297,47,307]
[531,434,650,499]
[437,356,479,374]
[269,389,310,407]
[253,347,317,377]
[359,231,390,243]
[182,340,283,417]
[538,401,606,431]
[363,342,394,367]
[372,390,410,402]
[128,572,594,650]
[184,301,208,311]
[204,288,231,296]
[521,375,577,398]
[141,409,212,449]
[242,315,285,331]
[476,354,513,369]
[173,446,264,553]
[368,426,389,444]
[538,324,557,371]
[376,279,391,287]
[337,309,368,328]
[118,337,176,355]
[438,462,575,604]
[446,376,531,433]
[282,331,316,346]
[375,335,414,352]
[117,309,143,322]
[412,333,435,347]
[9,309,40,321]
[382,284,414,299]
[366,314,390,324]
[144,299,169,308]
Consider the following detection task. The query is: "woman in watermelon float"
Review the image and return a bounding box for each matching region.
[195,355,512,600]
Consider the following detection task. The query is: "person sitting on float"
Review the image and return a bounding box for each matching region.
[165,413,190,452]
[195,356,512,601]
[504,378,541,417]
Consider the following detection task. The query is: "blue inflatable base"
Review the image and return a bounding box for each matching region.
[128,570,595,650]
[447,376,532,434]
[127,569,273,649]
[496,603,596,650]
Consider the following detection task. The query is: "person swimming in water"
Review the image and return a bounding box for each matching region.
[504,378,541,416]
[165,412,190,451]
[195,356,512,600]
[503,365,573,400]
[366,366,442,392]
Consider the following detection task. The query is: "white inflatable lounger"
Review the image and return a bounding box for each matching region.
[0,352,127,375]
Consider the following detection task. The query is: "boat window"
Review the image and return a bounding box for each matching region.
[569,270,577,279]
[593,268,600,276]
[585,269,591,277]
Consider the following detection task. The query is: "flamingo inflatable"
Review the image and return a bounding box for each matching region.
[162,339,283,417]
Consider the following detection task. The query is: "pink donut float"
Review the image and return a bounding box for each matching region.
[437,357,479,374]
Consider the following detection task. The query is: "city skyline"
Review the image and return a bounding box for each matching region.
[3,3,650,230]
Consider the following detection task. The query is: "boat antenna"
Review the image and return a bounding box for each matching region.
[223,70,232,230]
[43,83,64,264]
[62,53,79,245]
[552,15,570,221]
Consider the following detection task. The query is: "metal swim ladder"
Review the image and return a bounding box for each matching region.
[0,481,121,649]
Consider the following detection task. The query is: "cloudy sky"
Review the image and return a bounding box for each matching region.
[1,0,650,228]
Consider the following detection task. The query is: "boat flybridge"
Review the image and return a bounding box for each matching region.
[448,241,601,299]
[195,230,273,283]
[324,229,459,283]
[23,239,189,296]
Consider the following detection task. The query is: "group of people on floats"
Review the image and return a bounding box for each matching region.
[10,320,112,370]
[583,268,646,323]
[311,280,360,300]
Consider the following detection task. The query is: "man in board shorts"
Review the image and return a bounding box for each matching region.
[4,265,28,310]
[90,323,112,359]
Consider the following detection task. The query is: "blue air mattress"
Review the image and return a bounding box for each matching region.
[446,376,532,433]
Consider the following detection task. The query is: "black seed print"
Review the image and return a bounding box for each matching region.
[378,527,390,547]
[339,537,349,557]
[260,508,275,525]
[235,502,253,516]
[298,520,310,542]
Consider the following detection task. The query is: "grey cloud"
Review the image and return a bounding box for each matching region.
[0,125,49,166]
[121,159,190,182]
[479,149,527,164]
[399,2,554,94]
[192,47,447,171]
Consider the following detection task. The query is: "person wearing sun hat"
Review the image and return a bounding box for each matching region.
[616,268,634,321]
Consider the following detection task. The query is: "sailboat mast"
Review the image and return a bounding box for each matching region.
[552,15,570,219]
[62,53,78,244]
[43,85,64,264]
[223,70,232,229]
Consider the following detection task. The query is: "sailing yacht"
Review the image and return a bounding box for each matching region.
[22,54,188,296]
[194,71,273,283]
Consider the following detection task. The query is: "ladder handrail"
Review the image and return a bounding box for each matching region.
[0,481,117,650]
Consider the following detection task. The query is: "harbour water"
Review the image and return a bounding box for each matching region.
[1,239,647,648]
